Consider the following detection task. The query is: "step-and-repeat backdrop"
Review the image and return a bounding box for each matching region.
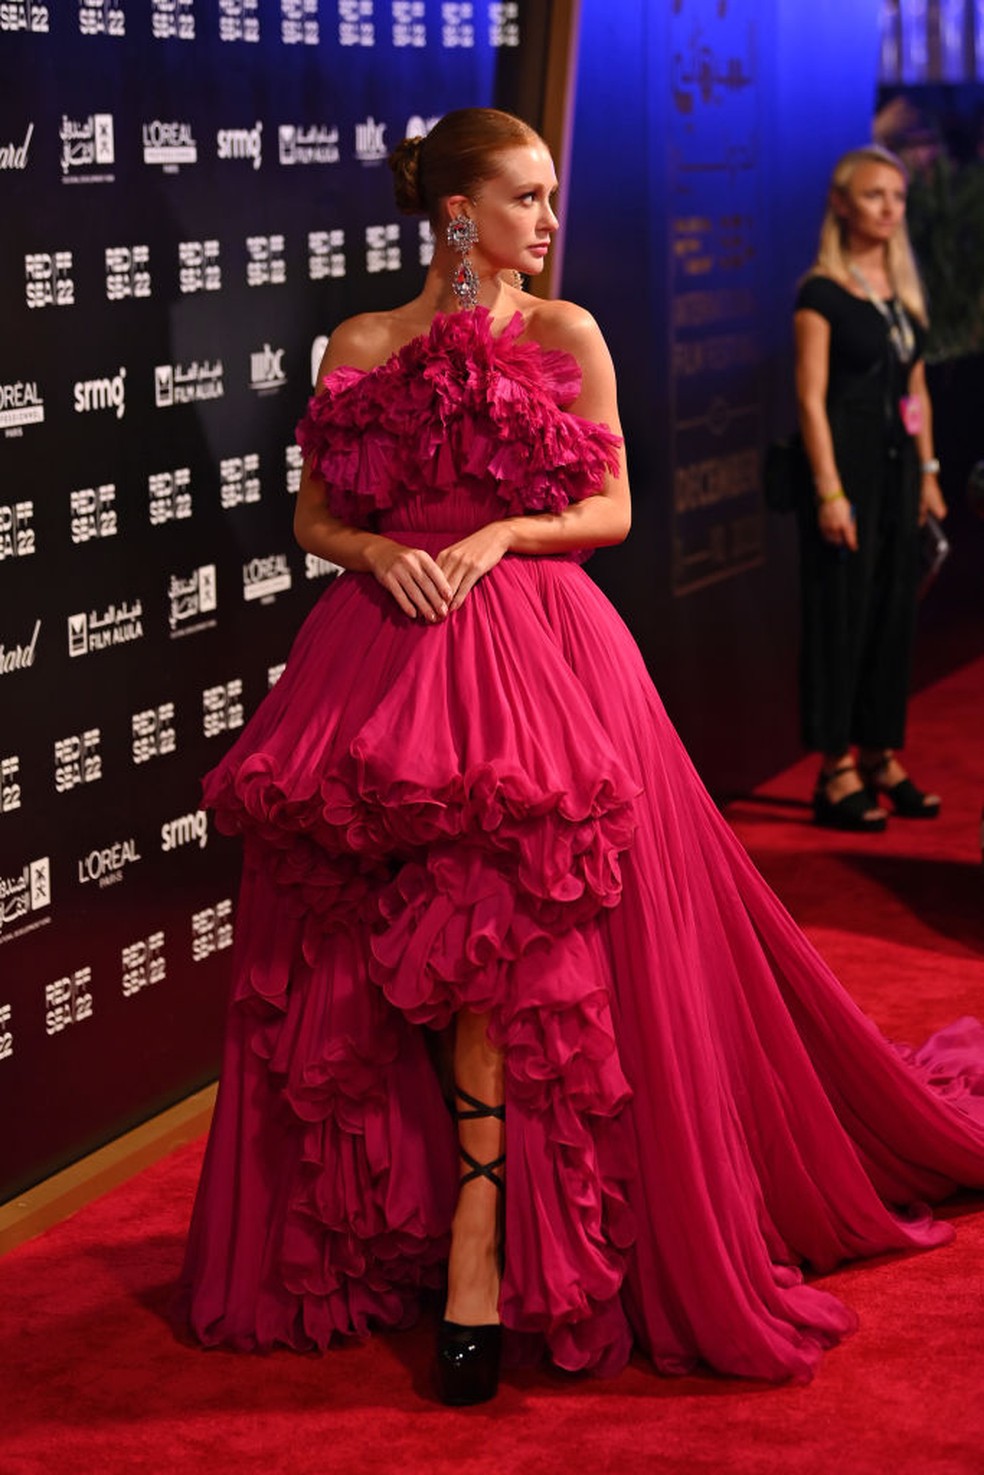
[0,0,531,1201]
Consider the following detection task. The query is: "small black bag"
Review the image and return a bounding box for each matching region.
[763,433,812,514]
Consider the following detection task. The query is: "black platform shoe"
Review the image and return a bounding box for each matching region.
[859,754,941,819]
[813,762,887,833]
[436,1320,503,1407]
[437,1086,505,1408]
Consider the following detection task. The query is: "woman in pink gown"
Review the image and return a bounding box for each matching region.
[181,108,984,1404]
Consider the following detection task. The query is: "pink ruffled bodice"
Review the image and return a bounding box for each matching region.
[295,307,622,536]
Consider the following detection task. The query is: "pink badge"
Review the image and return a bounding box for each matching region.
[899,394,923,436]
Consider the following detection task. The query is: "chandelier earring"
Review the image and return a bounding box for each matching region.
[447,213,479,310]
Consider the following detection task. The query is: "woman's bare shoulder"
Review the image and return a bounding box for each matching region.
[524,297,604,353]
[522,299,616,389]
[319,312,407,373]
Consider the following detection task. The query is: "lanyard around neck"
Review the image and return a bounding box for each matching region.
[848,264,916,364]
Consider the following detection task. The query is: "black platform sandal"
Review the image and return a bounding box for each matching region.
[859,754,941,819]
[813,762,887,833]
[437,1086,505,1408]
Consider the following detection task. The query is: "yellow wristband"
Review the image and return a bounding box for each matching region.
[815,486,846,505]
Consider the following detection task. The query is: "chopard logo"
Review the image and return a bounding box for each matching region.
[0,123,33,170]
[0,618,40,675]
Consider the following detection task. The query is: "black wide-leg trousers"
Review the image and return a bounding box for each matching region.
[797,443,921,756]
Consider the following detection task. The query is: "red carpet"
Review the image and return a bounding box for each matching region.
[3,657,984,1475]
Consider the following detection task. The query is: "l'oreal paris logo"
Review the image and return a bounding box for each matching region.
[77,839,140,888]
[142,120,197,167]
[243,553,291,601]
[0,380,44,434]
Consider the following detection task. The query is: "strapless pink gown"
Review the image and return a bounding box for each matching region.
[182,308,984,1382]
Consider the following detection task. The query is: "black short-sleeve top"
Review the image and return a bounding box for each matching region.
[794,275,926,445]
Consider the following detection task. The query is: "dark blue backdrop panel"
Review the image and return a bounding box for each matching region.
[563,0,881,793]
[0,0,534,1201]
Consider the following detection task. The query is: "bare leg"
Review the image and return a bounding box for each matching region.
[820,749,884,823]
[858,746,938,794]
[858,746,940,812]
[444,1008,504,1326]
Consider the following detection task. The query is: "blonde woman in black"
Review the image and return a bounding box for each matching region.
[794,144,946,829]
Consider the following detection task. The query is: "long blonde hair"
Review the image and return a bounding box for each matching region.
[807,144,928,325]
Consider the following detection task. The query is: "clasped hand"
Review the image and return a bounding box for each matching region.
[367,523,512,621]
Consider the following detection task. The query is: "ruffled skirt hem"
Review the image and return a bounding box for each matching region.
[182,554,984,1383]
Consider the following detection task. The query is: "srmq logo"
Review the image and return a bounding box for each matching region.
[161,810,208,852]
[74,367,126,419]
[216,122,262,169]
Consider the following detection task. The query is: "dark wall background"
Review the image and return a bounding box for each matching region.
[562,0,886,794]
[0,0,543,1202]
